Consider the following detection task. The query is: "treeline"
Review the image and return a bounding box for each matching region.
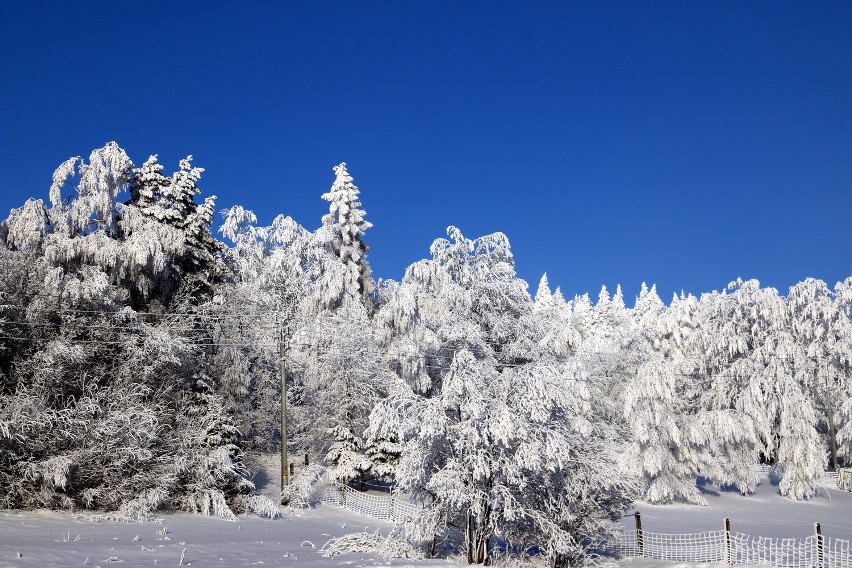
[1,142,850,566]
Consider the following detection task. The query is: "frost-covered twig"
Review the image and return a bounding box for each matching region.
[321,529,423,559]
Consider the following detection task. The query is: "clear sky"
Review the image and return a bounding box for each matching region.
[1,1,850,303]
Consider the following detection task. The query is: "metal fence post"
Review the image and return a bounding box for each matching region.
[815,522,824,568]
[725,518,732,565]
[635,512,644,557]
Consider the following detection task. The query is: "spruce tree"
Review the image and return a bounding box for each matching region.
[318,163,374,308]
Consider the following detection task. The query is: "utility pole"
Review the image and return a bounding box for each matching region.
[279,318,289,504]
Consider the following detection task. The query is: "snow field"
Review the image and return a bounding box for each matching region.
[0,456,453,568]
[1,472,850,567]
[626,477,852,539]
[612,477,851,567]
[0,507,455,567]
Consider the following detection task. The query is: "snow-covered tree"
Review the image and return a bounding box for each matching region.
[694,279,825,498]
[325,425,372,484]
[364,434,402,483]
[314,162,374,309]
[48,141,133,236]
[533,273,555,312]
[2,198,49,253]
[625,355,708,504]
[0,143,275,519]
[214,206,323,450]
[369,351,634,565]
[128,155,171,221]
[421,226,532,361]
[290,303,388,459]
[834,277,852,464]
[376,226,531,395]
[370,228,630,565]
[788,278,852,470]
[373,278,442,394]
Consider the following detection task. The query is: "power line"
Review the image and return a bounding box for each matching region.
[3,305,847,382]
[0,332,815,383]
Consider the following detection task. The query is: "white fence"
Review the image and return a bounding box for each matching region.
[822,469,852,491]
[316,482,421,523]
[609,523,851,567]
[606,466,852,567]
[315,467,852,565]
[750,465,842,490]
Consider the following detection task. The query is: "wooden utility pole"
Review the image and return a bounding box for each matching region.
[279,320,289,503]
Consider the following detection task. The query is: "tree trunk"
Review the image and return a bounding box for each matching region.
[466,511,490,565]
[827,396,838,471]
[820,370,839,471]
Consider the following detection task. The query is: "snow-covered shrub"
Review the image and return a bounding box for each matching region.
[232,493,281,519]
[321,528,423,559]
[281,463,326,508]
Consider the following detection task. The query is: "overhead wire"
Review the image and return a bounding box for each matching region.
[0,333,772,383]
[0,306,832,381]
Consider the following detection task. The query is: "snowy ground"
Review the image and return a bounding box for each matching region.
[616,476,852,568]
[0,506,455,567]
[0,454,454,568]
[1,459,850,567]
[627,475,852,539]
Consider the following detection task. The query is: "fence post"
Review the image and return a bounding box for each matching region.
[289,462,295,477]
[725,518,732,565]
[815,523,824,568]
[635,512,644,557]
[304,452,309,467]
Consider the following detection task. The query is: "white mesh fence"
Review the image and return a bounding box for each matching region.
[824,538,852,568]
[611,529,640,558]
[751,465,841,489]
[840,469,852,492]
[822,471,840,489]
[731,533,816,568]
[608,527,851,567]
[643,530,726,563]
[316,481,421,523]
[754,464,776,480]
[607,529,725,563]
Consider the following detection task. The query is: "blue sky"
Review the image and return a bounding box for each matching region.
[1,2,850,303]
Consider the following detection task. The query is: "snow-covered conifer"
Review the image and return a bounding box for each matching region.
[316,163,374,308]
[364,435,401,482]
[128,155,170,221]
[325,425,372,484]
[533,273,554,312]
